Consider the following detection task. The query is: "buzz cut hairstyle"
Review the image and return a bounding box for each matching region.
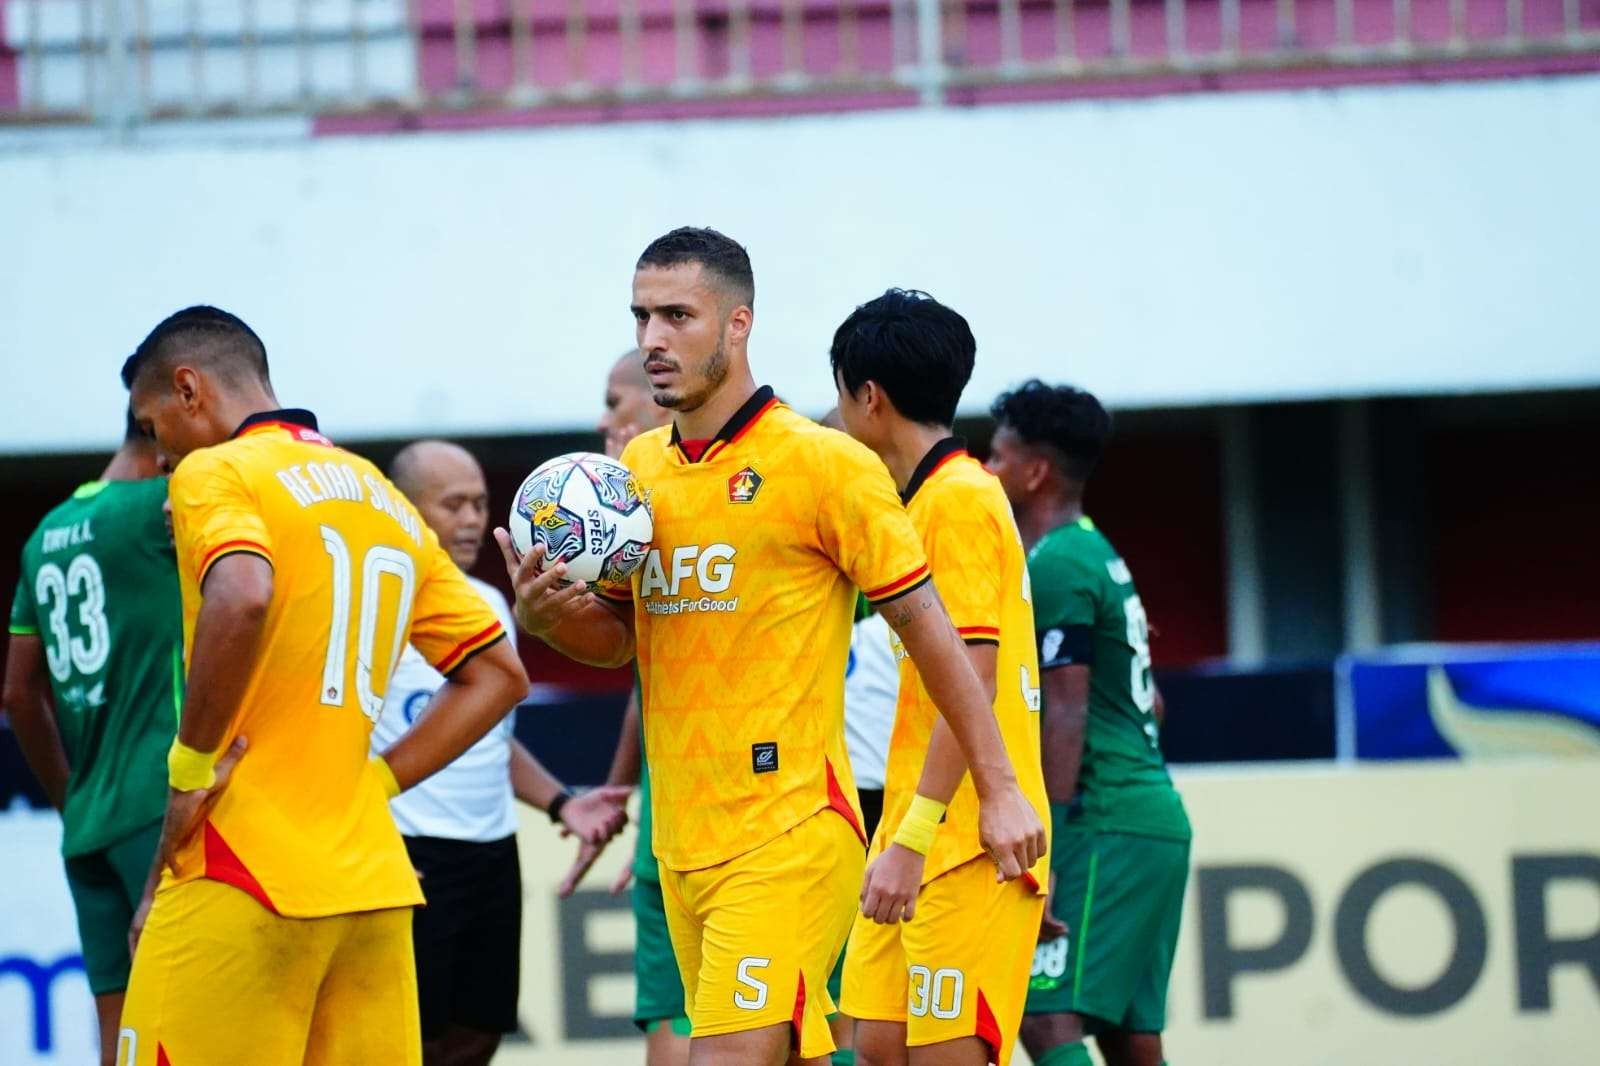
[636,227,755,310]
[990,379,1112,483]
[829,288,976,429]
[120,305,270,392]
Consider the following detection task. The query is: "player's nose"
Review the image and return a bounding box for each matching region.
[639,317,672,355]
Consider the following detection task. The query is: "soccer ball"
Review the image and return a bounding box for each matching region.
[508,452,653,592]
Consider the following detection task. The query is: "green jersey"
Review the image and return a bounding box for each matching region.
[633,749,659,883]
[632,666,659,884]
[8,479,182,857]
[1029,517,1190,842]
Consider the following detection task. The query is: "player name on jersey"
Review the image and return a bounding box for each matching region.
[40,519,96,553]
[273,460,424,546]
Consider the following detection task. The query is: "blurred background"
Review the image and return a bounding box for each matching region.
[1,1,1598,1062]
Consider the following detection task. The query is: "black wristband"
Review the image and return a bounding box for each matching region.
[547,787,575,825]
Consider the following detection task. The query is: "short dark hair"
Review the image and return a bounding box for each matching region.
[636,227,755,309]
[990,380,1112,482]
[121,305,270,391]
[829,289,975,428]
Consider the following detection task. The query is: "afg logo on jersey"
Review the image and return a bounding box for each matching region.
[638,543,740,615]
[728,467,763,504]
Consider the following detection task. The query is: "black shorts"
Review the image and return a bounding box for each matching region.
[405,834,522,1040]
[858,788,885,842]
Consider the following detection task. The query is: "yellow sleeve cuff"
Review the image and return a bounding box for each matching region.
[167,740,218,792]
[892,794,947,856]
[371,756,402,799]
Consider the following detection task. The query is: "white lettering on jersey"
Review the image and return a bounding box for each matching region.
[41,520,94,553]
[639,543,738,610]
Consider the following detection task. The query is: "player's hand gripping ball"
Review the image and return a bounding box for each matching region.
[508,452,653,593]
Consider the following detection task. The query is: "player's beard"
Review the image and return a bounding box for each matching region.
[654,336,728,413]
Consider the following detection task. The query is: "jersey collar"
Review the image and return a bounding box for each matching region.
[668,385,779,464]
[232,408,327,442]
[901,436,968,503]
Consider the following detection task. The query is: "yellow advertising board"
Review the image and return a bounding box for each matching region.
[498,759,1600,1065]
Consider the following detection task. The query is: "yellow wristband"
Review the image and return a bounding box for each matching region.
[167,740,218,792]
[892,794,947,856]
[371,756,402,799]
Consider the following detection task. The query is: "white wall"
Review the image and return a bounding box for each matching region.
[2,73,1598,454]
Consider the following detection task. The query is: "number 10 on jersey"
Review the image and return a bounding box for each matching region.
[319,525,416,723]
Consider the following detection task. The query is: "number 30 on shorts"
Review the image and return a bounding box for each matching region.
[908,965,965,1019]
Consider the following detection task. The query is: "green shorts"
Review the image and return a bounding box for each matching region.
[632,875,688,1028]
[1025,826,1190,1033]
[63,820,162,995]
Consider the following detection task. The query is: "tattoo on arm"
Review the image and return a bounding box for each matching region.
[882,583,940,631]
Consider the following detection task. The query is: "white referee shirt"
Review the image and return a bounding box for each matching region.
[370,576,523,842]
[844,612,899,790]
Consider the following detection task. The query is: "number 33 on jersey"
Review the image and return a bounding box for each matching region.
[164,411,506,918]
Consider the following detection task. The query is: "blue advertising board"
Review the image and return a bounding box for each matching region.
[1337,643,1600,760]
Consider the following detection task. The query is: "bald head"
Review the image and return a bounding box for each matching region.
[390,440,490,571]
[610,350,651,390]
[599,349,672,458]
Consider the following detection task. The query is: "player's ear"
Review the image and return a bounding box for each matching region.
[1025,454,1051,493]
[725,303,753,345]
[174,365,202,412]
[863,381,885,418]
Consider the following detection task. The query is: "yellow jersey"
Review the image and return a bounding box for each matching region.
[165,410,507,917]
[609,387,930,872]
[875,440,1050,890]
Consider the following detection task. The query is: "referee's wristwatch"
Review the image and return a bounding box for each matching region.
[547,786,576,826]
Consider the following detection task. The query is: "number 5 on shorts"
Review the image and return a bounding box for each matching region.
[734,956,771,1010]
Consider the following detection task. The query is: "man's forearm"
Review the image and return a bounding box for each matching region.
[606,691,643,787]
[11,711,69,809]
[910,643,997,803]
[883,587,1017,797]
[1040,666,1090,804]
[382,643,527,791]
[179,592,270,752]
[509,737,564,810]
[911,719,968,805]
[1040,705,1086,804]
[541,598,636,669]
[4,637,70,808]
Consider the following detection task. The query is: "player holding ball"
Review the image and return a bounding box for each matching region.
[498,227,1044,1066]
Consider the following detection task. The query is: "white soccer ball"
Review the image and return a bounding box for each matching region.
[508,452,653,592]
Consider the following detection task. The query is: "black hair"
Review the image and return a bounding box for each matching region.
[636,227,755,309]
[121,305,270,390]
[829,288,975,428]
[990,379,1112,482]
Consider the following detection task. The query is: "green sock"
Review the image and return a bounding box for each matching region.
[1035,1042,1094,1066]
[831,1051,857,1066]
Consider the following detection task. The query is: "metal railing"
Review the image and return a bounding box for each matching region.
[2,0,1597,126]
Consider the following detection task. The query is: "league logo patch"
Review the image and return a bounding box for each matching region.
[752,742,778,774]
[728,466,763,504]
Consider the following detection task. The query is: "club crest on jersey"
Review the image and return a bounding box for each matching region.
[728,467,763,504]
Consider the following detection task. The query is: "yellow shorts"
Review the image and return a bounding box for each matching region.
[117,878,420,1066]
[660,809,865,1059]
[841,857,1044,1065]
